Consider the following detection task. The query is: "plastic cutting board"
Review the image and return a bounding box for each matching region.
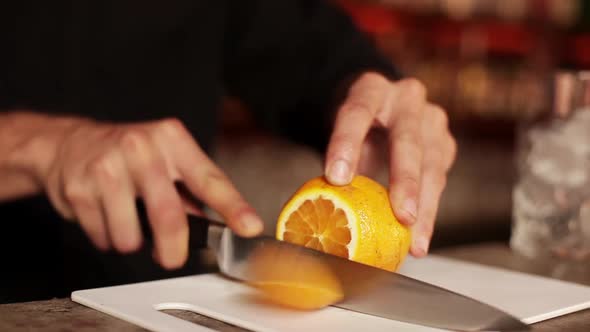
[72,255,590,331]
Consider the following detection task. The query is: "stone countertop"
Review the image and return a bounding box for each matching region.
[2,242,590,332]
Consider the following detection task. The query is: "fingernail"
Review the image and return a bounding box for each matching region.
[328,159,351,185]
[414,236,430,256]
[402,199,418,222]
[240,213,264,237]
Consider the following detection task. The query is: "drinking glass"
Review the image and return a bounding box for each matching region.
[511,70,590,259]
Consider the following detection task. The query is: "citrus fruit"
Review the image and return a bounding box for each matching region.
[246,242,343,310]
[276,175,411,272]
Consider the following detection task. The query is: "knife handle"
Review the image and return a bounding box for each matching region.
[137,201,222,251]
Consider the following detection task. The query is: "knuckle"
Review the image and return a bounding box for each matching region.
[431,105,449,129]
[341,100,373,118]
[63,183,81,203]
[89,154,117,180]
[394,172,420,191]
[64,182,94,209]
[158,117,187,138]
[46,176,75,220]
[198,170,228,192]
[329,134,355,155]
[358,71,385,83]
[400,78,426,99]
[433,173,448,191]
[447,135,458,160]
[119,129,151,153]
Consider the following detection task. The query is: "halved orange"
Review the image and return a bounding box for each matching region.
[276,175,411,272]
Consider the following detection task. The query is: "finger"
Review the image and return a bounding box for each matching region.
[388,79,427,226]
[46,165,77,221]
[154,119,263,237]
[411,105,454,257]
[120,129,188,270]
[176,182,205,216]
[325,72,390,185]
[63,179,110,251]
[411,167,446,257]
[92,150,142,253]
[181,197,204,216]
[357,128,388,177]
[443,133,458,171]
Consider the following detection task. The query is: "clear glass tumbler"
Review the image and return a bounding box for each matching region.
[511,70,590,260]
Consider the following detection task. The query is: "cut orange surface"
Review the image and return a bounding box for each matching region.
[276,175,411,272]
[246,242,343,310]
[280,198,351,259]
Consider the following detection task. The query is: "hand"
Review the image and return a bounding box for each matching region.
[325,73,457,257]
[37,117,263,269]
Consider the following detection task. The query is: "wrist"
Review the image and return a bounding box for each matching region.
[1,111,83,190]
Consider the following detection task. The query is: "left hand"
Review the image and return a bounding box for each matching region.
[324,72,457,257]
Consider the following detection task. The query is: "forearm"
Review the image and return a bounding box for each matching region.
[0,111,77,201]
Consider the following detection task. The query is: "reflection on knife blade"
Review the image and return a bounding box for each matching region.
[244,240,345,310]
[209,225,529,332]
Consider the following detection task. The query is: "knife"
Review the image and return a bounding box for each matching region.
[152,214,529,332]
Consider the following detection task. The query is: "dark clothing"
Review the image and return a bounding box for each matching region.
[0,0,399,303]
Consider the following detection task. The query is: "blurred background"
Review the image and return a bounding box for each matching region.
[210,0,590,251]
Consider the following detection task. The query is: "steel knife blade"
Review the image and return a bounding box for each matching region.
[200,218,529,332]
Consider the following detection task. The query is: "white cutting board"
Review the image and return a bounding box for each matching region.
[72,255,590,332]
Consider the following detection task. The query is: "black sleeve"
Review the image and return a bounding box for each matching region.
[223,0,401,152]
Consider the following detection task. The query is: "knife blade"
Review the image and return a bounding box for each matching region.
[141,211,528,332]
[197,217,528,332]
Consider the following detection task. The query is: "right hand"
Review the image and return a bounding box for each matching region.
[39,117,263,269]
